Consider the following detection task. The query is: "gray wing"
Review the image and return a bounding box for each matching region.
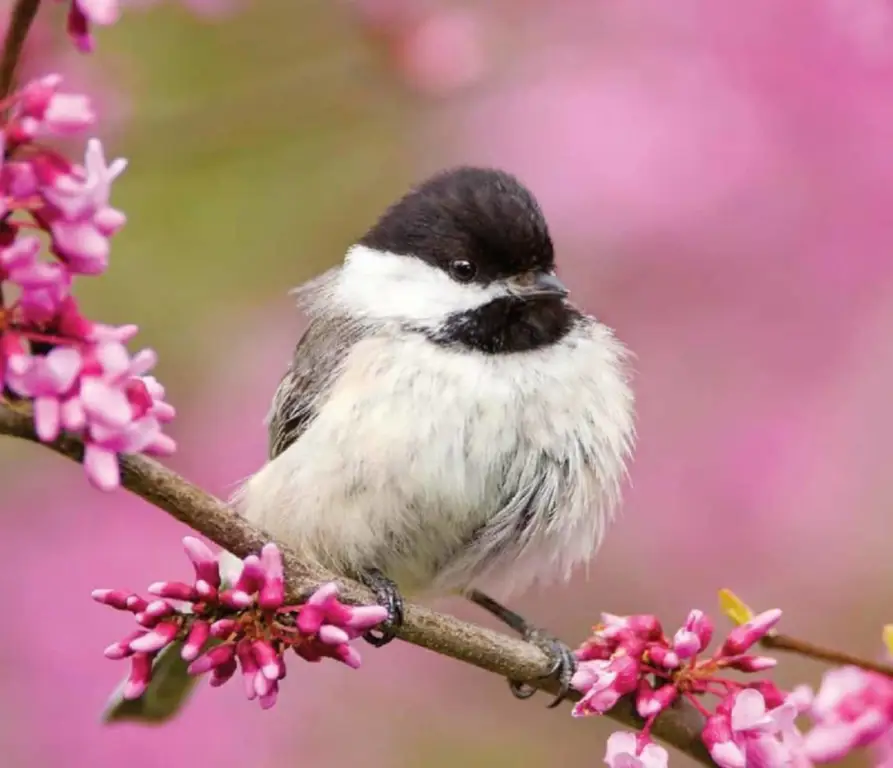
[267,314,366,459]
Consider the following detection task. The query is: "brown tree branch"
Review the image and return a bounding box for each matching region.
[0,0,41,99]
[761,633,893,677]
[0,399,713,765]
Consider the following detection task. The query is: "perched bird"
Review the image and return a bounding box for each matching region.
[103,166,635,722]
[238,166,636,704]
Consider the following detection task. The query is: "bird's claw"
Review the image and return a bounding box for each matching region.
[360,569,404,647]
[508,628,577,708]
[466,589,577,708]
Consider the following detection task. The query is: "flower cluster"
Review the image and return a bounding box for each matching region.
[573,605,893,768]
[803,666,893,763]
[571,607,804,767]
[94,537,388,709]
[0,73,175,489]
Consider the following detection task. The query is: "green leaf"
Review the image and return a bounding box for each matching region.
[102,639,216,725]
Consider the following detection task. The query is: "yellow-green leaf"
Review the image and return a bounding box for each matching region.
[883,625,893,657]
[718,588,755,626]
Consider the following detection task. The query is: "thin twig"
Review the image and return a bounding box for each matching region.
[762,633,893,678]
[0,0,42,99]
[0,399,713,764]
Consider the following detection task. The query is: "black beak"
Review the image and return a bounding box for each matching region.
[507,271,569,299]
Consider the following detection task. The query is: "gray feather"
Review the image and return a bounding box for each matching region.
[267,313,368,459]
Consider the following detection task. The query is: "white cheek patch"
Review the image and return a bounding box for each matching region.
[334,244,504,326]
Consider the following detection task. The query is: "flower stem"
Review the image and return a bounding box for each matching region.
[761,632,893,678]
[0,0,42,100]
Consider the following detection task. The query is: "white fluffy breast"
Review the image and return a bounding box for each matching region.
[238,310,635,598]
[332,244,507,328]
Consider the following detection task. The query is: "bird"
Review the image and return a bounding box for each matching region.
[234,165,637,706]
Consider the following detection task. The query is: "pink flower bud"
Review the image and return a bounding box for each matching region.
[148,581,198,601]
[334,643,362,670]
[195,580,217,600]
[209,618,238,638]
[275,654,287,680]
[575,638,613,662]
[297,603,325,635]
[236,638,260,700]
[610,655,641,695]
[636,680,679,717]
[182,537,220,589]
[129,621,178,653]
[253,669,274,698]
[181,620,210,661]
[318,625,351,646]
[91,588,136,610]
[252,640,282,682]
[600,613,663,641]
[235,555,265,596]
[724,654,778,672]
[614,631,648,660]
[672,629,700,660]
[103,629,145,660]
[122,653,153,700]
[124,594,148,613]
[344,605,390,631]
[188,643,236,676]
[294,643,323,663]
[135,599,174,627]
[259,684,279,710]
[219,588,254,610]
[209,656,237,687]
[719,608,782,657]
[682,609,713,651]
[258,543,285,610]
[646,644,680,670]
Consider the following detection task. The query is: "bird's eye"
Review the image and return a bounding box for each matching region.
[448,259,477,283]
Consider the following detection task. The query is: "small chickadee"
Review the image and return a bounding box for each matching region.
[237,166,636,705]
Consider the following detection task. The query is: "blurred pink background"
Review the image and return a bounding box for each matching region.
[3,0,893,765]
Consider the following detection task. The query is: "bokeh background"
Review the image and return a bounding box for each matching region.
[2,0,893,765]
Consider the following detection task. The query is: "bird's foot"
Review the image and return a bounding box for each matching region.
[468,589,577,708]
[359,569,404,647]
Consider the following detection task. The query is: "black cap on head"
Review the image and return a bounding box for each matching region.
[358,167,555,284]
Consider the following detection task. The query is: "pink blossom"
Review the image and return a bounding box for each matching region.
[5,346,81,440]
[40,138,128,275]
[0,74,171,490]
[635,679,678,718]
[703,689,811,768]
[673,609,713,659]
[802,667,893,762]
[571,608,808,765]
[94,538,388,709]
[0,234,71,323]
[571,655,639,717]
[8,74,95,141]
[3,332,175,489]
[59,0,121,52]
[604,731,669,768]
